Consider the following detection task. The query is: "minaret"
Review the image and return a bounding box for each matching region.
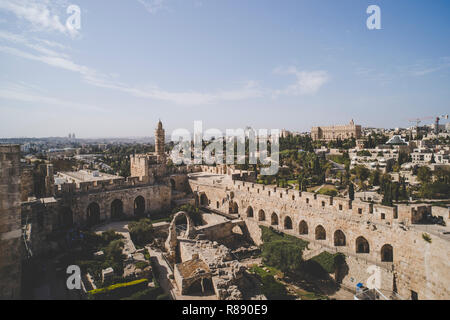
[155,120,165,163]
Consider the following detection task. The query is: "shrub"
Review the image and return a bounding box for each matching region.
[128,218,154,247]
[88,278,149,300]
[422,233,432,243]
[261,275,288,300]
[135,261,149,270]
[121,286,164,300]
[262,240,303,274]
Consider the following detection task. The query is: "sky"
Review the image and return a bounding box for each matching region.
[0,0,449,138]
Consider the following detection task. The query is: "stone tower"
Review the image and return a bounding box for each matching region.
[155,120,165,164]
[0,145,22,299]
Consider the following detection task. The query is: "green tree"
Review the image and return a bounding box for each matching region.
[348,183,355,201]
[417,166,432,184]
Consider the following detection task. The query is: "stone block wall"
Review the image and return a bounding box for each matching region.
[0,145,22,299]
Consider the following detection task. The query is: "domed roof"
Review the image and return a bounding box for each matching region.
[386,135,407,145]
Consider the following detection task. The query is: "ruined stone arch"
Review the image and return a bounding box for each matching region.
[86,202,100,227]
[134,195,146,217]
[299,220,308,235]
[356,236,370,254]
[246,206,254,218]
[111,199,124,221]
[315,225,326,240]
[334,230,346,246]
[381,244,393,262]
[284,216,293,230]
[258,209,266,221]
[271,212,279,226]
[165,211,196,259]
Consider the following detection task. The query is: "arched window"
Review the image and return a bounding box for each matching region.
[170,179,176,190]
[271,213,279,226]
[334,230,346,246]
[356,236,370,254]
[111,199,124,221]
[258,210,266,221]
[315,225,326,240]
[381,244,393,262]
[299,220,308,235]
[86,202,100,227]
[284,216,293,230]
[134,196,145,217]
[247,206,254,218]
[200,194,208,206]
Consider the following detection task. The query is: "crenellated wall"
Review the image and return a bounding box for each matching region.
[189,177,450,300]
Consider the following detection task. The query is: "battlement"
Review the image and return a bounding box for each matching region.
[222,178,426,226]
[55,174,153,195]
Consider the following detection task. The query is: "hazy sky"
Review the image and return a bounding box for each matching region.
[0,0,449,138]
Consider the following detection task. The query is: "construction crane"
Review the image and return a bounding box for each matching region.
[408,114,449,140]
[434,114,449,134]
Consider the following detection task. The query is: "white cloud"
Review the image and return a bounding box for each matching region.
[273,67,330,96]
[0,82,106,112]
[0,31,328,106]
[137,0,168,14]
[0,33,264,105]
[0,0,78,37]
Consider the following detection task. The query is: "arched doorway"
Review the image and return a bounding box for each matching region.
[315,225,326,240]
[334,230,346,246]
[381,244,393,262]
[356,236,370,253]
[258,210,266,221]
[59,207,73,228]
[229,201,239,214]
[200,193,208,206]
[271,213,279,226]
[134,196,146,217]
[299,220,308,235]
[111,199,124,221]
[170,179,176,191]
[284,216,293,230]
[86,202,100,227]
[246,206,254,218]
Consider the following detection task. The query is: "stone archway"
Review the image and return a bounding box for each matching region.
[170,178,176,191]
[299,220,308,235]
[165,211,196,260]
[111,199,124,221]
[59,206,73,228]
[271,212,279,226]
[200,193,209,206]
[229,201,239,214]
[315,225,326,240]
[258,209,266,221]
[134,196,146,217]
[284,216,293,230]
[356,236,370,253]
[381,244,393,262]
[86,202,100,227]
[334,230,346,246]
[246,206,254,218]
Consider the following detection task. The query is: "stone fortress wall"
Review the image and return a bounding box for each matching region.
[0,145,22,299]
[189,173,450,300]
